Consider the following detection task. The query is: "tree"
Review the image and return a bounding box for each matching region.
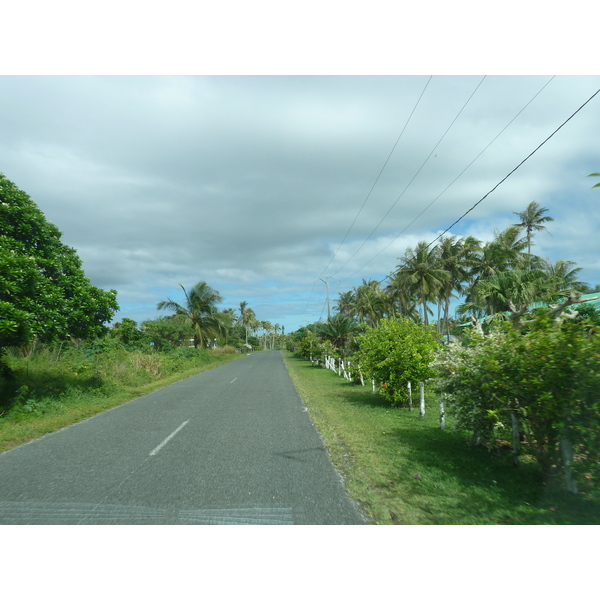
[356,318,440,406]
[0,174,119,366]
[434,312,600,490]
[512,201,554,269]
[157,281,225,348]
[316,313,361,355]
[237,301,257,344]
[394,242,450,326]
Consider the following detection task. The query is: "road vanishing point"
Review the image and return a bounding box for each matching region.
[0,351,366,525]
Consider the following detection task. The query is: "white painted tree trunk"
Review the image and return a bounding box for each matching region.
[511,411,520,466]
[560,436,578,494]
[358,365,365,386]
[372,378,375,393]
[407,381,412,410]
[419,382,425,418]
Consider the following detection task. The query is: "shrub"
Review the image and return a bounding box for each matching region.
[355,318,440,406]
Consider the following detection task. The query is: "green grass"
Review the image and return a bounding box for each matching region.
[0,346,244,453]
[282,351,600,525]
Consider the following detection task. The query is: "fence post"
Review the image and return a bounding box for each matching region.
[419,381,425,418]
[439,396,445,429]
[407,381,412,411]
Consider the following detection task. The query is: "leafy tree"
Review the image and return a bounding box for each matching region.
[157,281,225,348]
[355,318,440,406]
[0,174,119,366]
[434,312,600,489]
[141,316,194,351]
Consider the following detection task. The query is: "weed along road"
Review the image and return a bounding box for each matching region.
[0,351,366,525]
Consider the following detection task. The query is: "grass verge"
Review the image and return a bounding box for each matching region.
[0,348,244,453]
[282,351,600,525]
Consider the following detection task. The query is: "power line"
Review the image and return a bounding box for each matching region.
[344,76,557,283]
[317,76,433,279]
[425,85,600,250]
[335,76,487,280]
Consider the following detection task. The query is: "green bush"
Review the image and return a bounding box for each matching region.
[355,318,440,406]
[433,312,600,488]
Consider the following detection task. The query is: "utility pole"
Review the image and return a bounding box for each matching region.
[319,277,331,320]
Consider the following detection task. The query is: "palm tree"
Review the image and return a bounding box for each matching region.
[157,281,225,348]
[394,241,450,326]
[464,269,554,326]
[540,259,587,294]
[385,274,420,322]
[335,290,357,320]
[353,279,389,328]
[512,201,554,269]
[436,236,470,338]
[316,313,361,355]
[237,301,257,344]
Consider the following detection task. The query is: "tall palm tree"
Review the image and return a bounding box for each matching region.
[395,241,450,326]
[436,236,470,338]
[157,281,225,348]
[355,279,387,328]
[335,290,357,320]
[512,201,554,269]
[237,301,257,344]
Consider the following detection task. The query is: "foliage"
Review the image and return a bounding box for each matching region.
[355,318,440,406]
[588,172,600,188]
[157,281,225,349]
[0,174,119,364]
[315,313,362,355]
[433,312,600,485]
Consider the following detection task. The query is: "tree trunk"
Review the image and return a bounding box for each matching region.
[560,436,578,494]
[511,411,520,466]
[419,382,425,418]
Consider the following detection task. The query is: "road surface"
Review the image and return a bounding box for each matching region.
[0,351,366,525]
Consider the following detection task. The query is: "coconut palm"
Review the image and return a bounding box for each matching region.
[394,241,450,326]
[335,290,357,320]
[237,301,257,344]
[465,269,553,325]
[157,281,225,348]
[512,201,554,269]
[540,259,587,294]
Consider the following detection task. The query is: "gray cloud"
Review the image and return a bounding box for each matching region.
[2,75,600,331]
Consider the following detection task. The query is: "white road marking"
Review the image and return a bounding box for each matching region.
[149,421,189,456]
[230,377,237,383]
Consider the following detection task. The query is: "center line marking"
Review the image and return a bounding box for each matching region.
[149,421,189,456]
[230,378,237,383]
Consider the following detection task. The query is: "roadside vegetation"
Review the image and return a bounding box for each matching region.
[0,174,285,452]
[286,186,600,523]
[283,351,600,525]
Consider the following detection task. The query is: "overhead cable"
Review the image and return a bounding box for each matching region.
[335,75,487,280]
[333,76,487,278]
[425,85,600,250]
[317,75,433,279]
[345,76,557,282]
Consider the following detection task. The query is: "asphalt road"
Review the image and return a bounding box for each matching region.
[0,351,366,525]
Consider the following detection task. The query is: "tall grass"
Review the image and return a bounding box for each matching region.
[0,342,243,452]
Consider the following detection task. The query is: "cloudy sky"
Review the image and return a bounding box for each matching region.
[2,74,599,332]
